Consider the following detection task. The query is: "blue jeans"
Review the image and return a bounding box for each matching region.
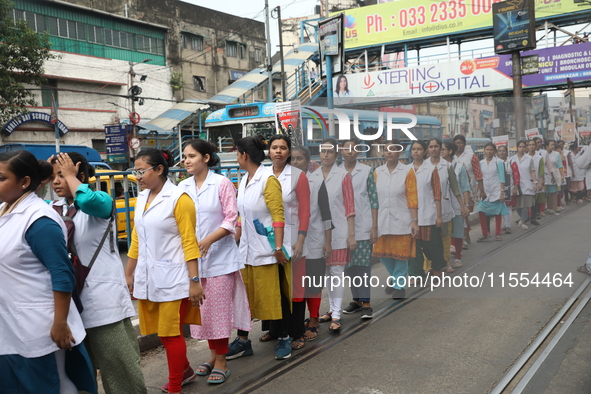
[379,258,408,290]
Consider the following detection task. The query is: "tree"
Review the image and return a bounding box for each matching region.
[0,0,53,123]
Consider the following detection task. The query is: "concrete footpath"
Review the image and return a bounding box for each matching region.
[102,202,591,393]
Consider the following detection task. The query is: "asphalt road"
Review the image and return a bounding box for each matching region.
[102,202,591,394]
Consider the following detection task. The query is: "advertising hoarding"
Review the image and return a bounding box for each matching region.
[339,0,591,50]
[335,42,591,100]
[493,0,536,54]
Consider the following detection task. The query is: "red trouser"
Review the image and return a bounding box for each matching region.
[479,212,501,236]
[306,297,321,319]
[160,299,190,393]
[208,338,229,355]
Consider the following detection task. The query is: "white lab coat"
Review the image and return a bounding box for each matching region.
[133,180,191,302]
[308,164,351,250]
[480,157,504,202]
[413,160,438,226]
[375,162,414,236]
[510,154,535,196]
[0,193,86,358]
[178,171,244,278]
[339,161,373,240]
[237,165,280,267]
[306,170,328,260]
[50,198,135,329]
[432,159,455,223]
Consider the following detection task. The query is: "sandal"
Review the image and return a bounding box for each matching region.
[495,235,502,241]
[577,265,591,275]
[304,325,319,341]
[444,265,454,273]
[453,259,463,268]
[259,332,277,342]
[195,361,213,376]
[319,312,332,323]
[477,235,490,242]
[292,337,305,350]
[328,319,341,331]
[207,368,230,385]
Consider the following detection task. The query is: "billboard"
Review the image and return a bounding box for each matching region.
[493,0,536,54]
[334,42,591,100]
[339,0,591,50]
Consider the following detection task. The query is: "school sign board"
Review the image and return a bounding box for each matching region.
[335,42,591,100]
[339,0,591,50]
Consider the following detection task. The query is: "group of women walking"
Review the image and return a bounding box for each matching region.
[4,132,590,393]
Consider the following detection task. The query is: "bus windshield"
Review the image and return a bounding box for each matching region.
[244,122,276,140]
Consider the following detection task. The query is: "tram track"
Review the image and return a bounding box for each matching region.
[223,203,588,394]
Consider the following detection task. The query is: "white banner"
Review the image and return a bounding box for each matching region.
[333,57,513,100]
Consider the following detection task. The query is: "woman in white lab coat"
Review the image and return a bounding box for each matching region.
[179,140,250,384]
[50,152,145,393]
[373,140,419,299]
[453,134,485,245]
[259,134,310,351]
[427,138,469,273]
[544,140,563,215]
[340,138,378,319]
[291,145,332,340]
[125,148,203,394]
[0,150,95,394]
[229,136,290,361]
[476,143,508,242]
[510,140,537,229]
[313,138,356,332]
[407,140,446,279]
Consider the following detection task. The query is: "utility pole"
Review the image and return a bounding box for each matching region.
[265,0,273,102]
[276,6,286,100]
[512,52,525,140]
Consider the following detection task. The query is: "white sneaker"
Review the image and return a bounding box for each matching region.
[521,224,528,230]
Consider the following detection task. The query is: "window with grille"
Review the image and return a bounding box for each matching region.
[184,34,203,51]
[226,41,237,57]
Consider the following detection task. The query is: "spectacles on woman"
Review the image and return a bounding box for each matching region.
[128,166,154,178]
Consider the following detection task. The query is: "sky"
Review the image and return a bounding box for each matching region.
[182,0,319,51]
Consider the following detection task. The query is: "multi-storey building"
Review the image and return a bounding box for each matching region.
[2,0,266,154]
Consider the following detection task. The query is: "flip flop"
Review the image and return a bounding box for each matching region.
[195,361,213,376]
[207,368,230,384]
[577,266,591,275]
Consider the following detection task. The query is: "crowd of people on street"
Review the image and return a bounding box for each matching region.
[2,133,591,393]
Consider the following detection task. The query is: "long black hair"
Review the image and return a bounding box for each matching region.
[136,148,175,178]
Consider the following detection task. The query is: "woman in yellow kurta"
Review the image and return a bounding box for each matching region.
[125,148,203,394]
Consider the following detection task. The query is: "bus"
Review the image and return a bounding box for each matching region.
[205,102,442,160]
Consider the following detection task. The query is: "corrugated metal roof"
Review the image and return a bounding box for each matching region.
[139,99,209,133]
